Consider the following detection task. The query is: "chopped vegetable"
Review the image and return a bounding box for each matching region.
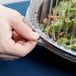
[39,0,76,51]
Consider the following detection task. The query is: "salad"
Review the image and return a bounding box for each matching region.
[40,0,76,51]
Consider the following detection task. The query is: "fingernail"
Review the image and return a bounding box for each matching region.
[33,32,40,40]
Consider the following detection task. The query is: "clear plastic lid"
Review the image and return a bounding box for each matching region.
[27,0,76,55]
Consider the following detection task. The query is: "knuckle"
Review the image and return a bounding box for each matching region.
[11,10,24,20]
[21,16,25,20]
[13,9,19,14]
[14,10,22,17]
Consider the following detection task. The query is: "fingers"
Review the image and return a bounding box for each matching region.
[0,6,39,60]
[11,19,39,41]
[21,41,37,55]
[4,39,37,57]
[0,54,19,60]
[12,31,25,42]
[0,20,37,58]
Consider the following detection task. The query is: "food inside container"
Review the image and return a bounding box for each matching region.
[39,0,76,52]
[26,0,76,62]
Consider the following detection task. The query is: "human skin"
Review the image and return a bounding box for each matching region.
[0,5,39,60]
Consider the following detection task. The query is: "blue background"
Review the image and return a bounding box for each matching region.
[0,1,75,76]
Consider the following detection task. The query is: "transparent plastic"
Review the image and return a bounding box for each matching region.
[26,0,76,63]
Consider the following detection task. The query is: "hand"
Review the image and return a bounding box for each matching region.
[0,5,39,60]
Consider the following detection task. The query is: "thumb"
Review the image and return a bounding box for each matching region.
[11,19,39,41]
